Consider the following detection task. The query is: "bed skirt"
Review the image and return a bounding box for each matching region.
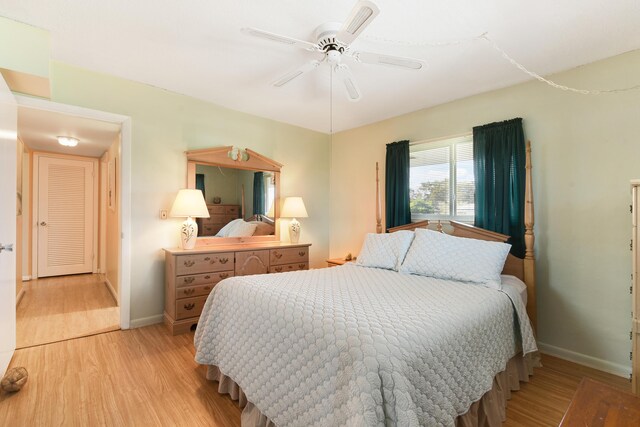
[205,352,541,427]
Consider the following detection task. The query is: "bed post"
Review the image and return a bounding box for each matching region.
[376,162,383,234]
[524,141,537,333]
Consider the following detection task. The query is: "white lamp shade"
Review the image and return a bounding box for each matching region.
[281,197,308,218]
[170,189,210,218]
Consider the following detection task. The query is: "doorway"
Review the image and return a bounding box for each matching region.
[14,96,132,348]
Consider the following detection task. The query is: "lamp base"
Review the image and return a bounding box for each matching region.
[180,216,198,249]
[289,218,301,244]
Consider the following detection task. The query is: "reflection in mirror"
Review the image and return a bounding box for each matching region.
[194,164,276,237]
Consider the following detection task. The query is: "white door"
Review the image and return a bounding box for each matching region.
[0,75,17,376]
[37,156,95,277]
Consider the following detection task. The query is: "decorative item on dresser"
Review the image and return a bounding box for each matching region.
[631,179,640,395]
[169,189,210,249]
[281,196,308,244]
[163,242,311,335]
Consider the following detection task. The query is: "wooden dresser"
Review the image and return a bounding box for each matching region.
[163,242,311,334]
[198,204,240,236]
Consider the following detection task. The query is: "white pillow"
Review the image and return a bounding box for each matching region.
[400,228,511,289]
[356,230,415,271]
[227,220,258,237]
[215,218,243,237]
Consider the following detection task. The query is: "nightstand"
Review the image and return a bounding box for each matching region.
[326,258,352,268]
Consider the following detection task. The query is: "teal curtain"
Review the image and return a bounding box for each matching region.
[473,118,526,258]
[385,140,411,230]
[195,174,205,199]
[253,172,265,215]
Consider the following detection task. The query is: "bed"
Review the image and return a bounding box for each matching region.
[194,142,538,426]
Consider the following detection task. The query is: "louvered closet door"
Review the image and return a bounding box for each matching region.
[37,157,94,277]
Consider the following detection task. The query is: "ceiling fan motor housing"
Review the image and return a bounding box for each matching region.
[315,22,345,61]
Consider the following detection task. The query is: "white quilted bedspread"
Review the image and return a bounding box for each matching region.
[194,264,537,427]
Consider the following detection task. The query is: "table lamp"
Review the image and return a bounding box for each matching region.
[170,189,210,249]
[281,197,308,244]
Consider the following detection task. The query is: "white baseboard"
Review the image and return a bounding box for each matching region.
[22,275,31,281]
[16,289,25,306]
[538,341,631,378]
[104,277,118,305]
[129,314,164,329]
[0,350,13,377]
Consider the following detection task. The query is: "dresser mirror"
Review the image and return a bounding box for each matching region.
[186,146,281,246]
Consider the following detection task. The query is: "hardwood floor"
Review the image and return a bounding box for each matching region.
[16,274,120,348]
[0,324,631,427]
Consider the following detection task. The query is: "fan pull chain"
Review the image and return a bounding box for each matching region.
[330,64,334,135]
[363,32,640,95]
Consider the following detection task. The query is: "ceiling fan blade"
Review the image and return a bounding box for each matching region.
[336,0,380,46]
[272,60,321,87]
[334,64,361,102]
[241,27,318,51]
[351,51,425,70]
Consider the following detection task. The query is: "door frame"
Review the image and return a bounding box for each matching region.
[32,152,99,277]
[16,95,132,329]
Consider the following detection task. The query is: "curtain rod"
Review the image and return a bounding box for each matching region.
[409,132,472,146]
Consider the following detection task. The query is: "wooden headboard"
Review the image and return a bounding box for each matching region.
[381,141,537,332]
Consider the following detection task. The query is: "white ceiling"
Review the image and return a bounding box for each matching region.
[18,106,121,157]
[1,0,639,133]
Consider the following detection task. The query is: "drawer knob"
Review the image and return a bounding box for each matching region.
[184,288,195,295]
[275,266,283,272]
[209,259,216,264]
[204,257,211,261]
[183,277,195,284]
[184,303,195,311]
[204,275,211,280]
[299,264,306,269]
[219,273,229,279]
[274,251,282,259]
[219,257,229,264]
[183,260,195,267]
[298,251,306,257]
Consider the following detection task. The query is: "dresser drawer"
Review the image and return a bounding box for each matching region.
[270,247,309,266]
[225,206,239,216]
[176,252,234,275]
[208,205,225,215]
[175,296,208,320]
[269,262,308,274]
[176,283,216,299]
[175,270,233,288]
[202,225,216,235]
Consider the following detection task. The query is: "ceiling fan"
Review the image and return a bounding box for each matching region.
[241,0,425,102]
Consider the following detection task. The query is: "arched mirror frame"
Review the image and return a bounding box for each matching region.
[185,146,282,247]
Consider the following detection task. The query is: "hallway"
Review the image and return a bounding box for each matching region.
[17,274,120,348]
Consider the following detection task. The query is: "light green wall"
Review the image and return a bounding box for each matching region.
[47,61,331,324]
[0,17,49,77]
[331,49,640,374]
[195,165,241,206]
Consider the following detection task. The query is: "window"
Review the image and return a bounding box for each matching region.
[409,134,475,222]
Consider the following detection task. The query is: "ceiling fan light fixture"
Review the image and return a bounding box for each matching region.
[57,136,79,147]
